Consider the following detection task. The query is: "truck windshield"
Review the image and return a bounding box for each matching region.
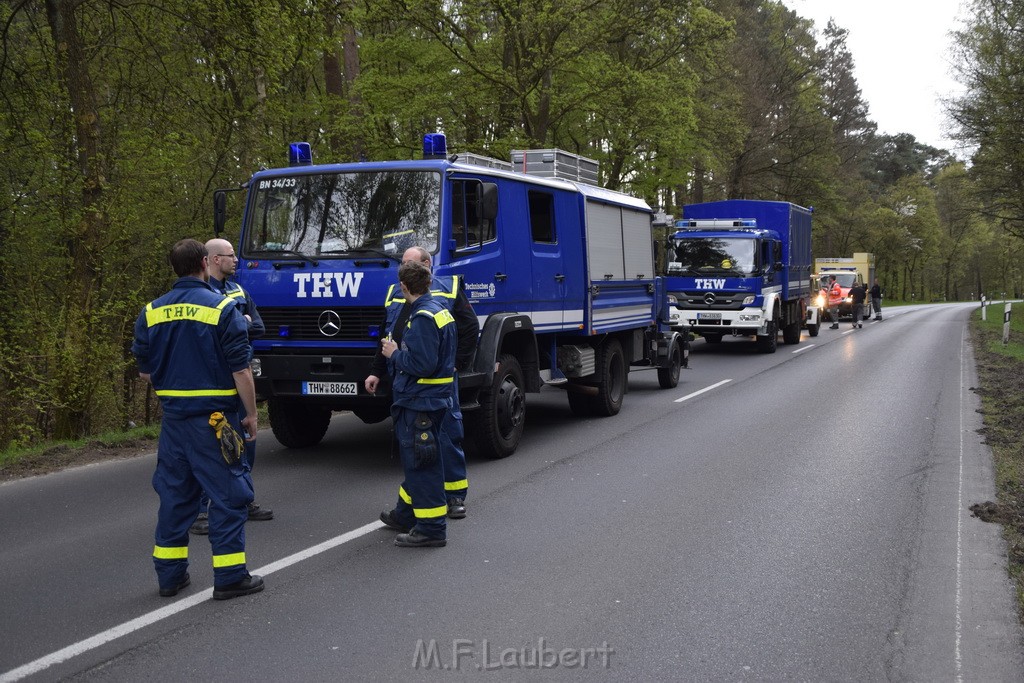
[244,171,441,257]
[667,237,757,276]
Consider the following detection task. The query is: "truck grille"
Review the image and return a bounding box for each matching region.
[673,291,746,310]
[259,306,383,342]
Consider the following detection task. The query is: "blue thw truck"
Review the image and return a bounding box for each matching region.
[664,200,818,352]
[213,134,685,459]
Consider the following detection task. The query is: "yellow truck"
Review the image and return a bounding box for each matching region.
[814,253,875,321]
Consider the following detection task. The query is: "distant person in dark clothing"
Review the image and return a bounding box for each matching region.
[870,279,883,321]
[850,281,867,329]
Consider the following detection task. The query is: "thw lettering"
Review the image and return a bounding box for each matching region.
[695,278,726,289]
[294,272,364,298]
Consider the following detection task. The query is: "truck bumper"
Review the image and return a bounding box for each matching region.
[252,352,390,409]
[669,307,767,335]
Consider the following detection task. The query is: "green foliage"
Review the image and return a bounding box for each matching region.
[0,0,1022,450]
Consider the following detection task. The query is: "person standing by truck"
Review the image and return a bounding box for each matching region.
[365,246,478,520]
[827,275,843,329]
[870,278,883,321]
[849,280,866,329]
[132,238,264,599]
[378,260,457,547]
[189,238,272,536]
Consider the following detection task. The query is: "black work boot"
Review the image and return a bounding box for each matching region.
[447,497,467,519]
[213,574,265,600]
[159,573,191,598]
[189,512,209,535]
[247,502,273,521]
[380,510,412,532]
[395,529,446,548]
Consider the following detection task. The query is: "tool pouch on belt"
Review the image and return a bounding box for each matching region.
[209,412,244,465]
[412,412,437,469]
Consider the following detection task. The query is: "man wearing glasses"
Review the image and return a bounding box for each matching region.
[189,238,272,534]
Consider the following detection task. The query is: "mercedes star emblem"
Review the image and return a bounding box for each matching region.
[703,292,717,305]
[318,310,341,337]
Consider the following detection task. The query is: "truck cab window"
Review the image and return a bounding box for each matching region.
[452,179,495,249]
[528,191,556,243]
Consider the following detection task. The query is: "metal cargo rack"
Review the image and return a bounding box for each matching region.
[510,149,599,184]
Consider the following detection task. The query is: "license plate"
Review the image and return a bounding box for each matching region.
[302,381,357,395]
[697,312,722,320]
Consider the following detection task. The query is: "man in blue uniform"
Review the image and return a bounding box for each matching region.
[187,237,272,535]
[378,260,458,547]
[365,246,478,522]
[132,238,264,599]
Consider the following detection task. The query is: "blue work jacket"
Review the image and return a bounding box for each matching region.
[132,277,251,416]
[390,292,457,412]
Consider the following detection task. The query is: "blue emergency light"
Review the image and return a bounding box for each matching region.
[423,133,447,158]
[278,325,291,338]
[288,142,312,166]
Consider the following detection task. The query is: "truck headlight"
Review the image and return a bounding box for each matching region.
[814,294,825,307]
[742,295,755,305]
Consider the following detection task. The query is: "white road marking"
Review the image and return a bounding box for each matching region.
[792,344,815,354]
[954,330,965,681]
[0,520,386,682]
[674,379,732,403]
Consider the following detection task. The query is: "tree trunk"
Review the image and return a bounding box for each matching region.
[46,0,109,439]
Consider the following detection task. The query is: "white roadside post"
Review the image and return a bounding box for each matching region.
[1003,302,1012,346]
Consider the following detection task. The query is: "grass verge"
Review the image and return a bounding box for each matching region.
[968,302,1024,618]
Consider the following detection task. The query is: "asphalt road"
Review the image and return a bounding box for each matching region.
[1,303,1022,681]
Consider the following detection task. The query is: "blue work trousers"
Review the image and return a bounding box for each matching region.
[153,412,254,589]
[391,406,448,540]
[441,375,468,502]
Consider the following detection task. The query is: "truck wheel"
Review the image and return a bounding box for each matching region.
[589,339,626,416]
[657,340,682,389]
[471,353,526,459]
[756,317,778,353]
[268,398,331,448]
[567,390,592,417]
[703,333,723,344]
[807,321,820,337]
[782,319,801,345]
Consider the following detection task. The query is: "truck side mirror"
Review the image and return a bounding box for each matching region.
[213,190,227,236]
[481,182,498,220]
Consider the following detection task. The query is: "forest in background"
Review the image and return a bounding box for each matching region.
[1,0,1023,449]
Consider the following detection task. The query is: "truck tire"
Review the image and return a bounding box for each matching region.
[658,340,682,389]
[567,390,592,417]
[471,353,526,459]
[268,398,332,448]
[589,339,626,416]
[756,317,778,353]
[782,318,801,345]
[703,333,723,344]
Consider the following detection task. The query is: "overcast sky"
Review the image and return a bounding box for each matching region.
[786,0,969,155]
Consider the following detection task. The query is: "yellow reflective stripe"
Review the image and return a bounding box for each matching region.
[226,289,245,299]
[153,545,188,560]
[155,388,238,397]
[384,284,406,307]
[146,302,225,327]
[444,479,468,491]
[413,504,448,519]
[383,229,413,238]
[434,309,454,328]
[417,376,453,385]
[414,308,454,329]
[216,297,233,310]
[399,486,412,504]
[212,551,246,568]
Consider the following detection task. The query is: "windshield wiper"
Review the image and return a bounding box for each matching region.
[321,247,401,262]
[250,249,319,267]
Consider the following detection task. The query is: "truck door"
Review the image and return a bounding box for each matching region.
[523,189,583,330]
[446,177,507,317]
